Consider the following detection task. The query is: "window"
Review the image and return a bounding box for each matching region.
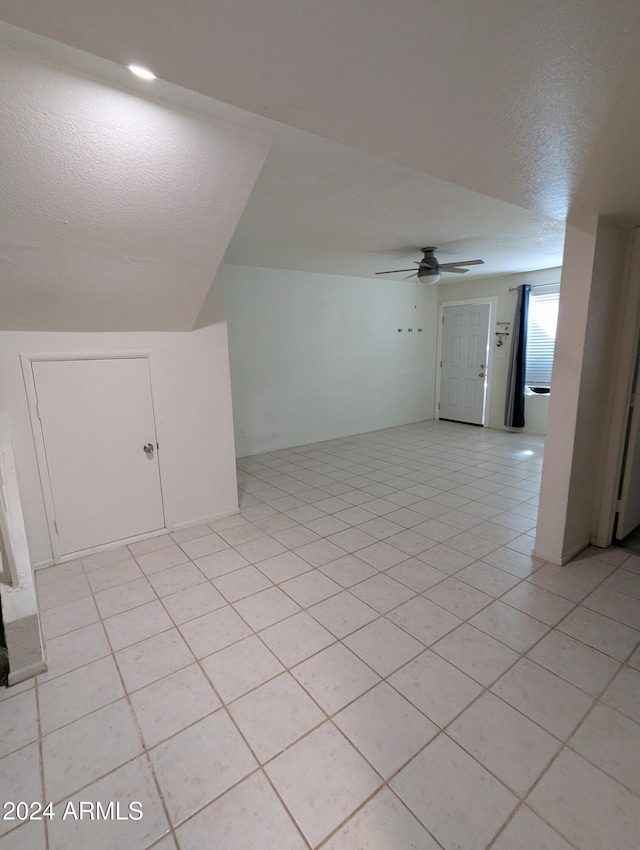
[526,285,560,390]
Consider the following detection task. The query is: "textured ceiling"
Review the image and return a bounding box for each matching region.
[0,43,271,331]
[2,1,639,330]
[225,127,565,280]
[1,0,639,223]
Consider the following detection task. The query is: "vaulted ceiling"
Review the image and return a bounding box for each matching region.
[0,38,271,331]
[1,1,639,330]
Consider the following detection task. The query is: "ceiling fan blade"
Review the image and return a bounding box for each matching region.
[404,272,418,280]
[375,268,419,275]
[439,259,484,270]
[443,267,470,274]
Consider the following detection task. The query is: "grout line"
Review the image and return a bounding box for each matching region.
[73,556,181,848]
[484,800,581,850]
[33,671,50,850]
[24,423,640,849]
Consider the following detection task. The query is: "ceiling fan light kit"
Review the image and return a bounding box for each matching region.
[419,267,442,285]
[375,247,484,283]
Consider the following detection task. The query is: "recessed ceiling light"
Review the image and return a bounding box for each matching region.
[128,64,156,81]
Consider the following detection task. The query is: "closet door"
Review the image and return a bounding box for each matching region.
[32,357,164,556]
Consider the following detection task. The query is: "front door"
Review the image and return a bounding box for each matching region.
[439,303,490,425]
[32,357,165,557]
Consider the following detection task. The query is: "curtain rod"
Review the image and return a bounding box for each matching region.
[508,284,558,291]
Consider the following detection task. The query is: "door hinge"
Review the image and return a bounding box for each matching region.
[53,518,59,535]
[440,360,442,368]
[36,403,42,421]
[442,315,444,324]
[438,402,441,409]
[631,393,637,407]
[616,499,623,512]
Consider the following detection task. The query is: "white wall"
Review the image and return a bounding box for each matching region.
[437,268,562,435]
[0,286,238,567]
[535,215,632,564]
[224,265,439,455]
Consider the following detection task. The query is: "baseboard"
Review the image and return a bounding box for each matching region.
[170,509,239,532]
[8,658,47,686]
[533,539,590,567]
[561,540,593,566]
[35,511,241,567]
[1,607,47,686]
[532,547,562,565]
[56,528,170,564]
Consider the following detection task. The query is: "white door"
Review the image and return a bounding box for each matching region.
[32,357,165,556]
[616,351,640,539]
[439,303,490,425]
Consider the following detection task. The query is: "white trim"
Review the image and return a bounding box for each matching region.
[52,510,242,564]
[595,227,640,546]
[0,417,24,585]
[55,527,170,563]
[532,547,562,566]
[435,297,497,426]
[32,559,55,571]
[20,350,156,362]
[8,658,48,687]
[21,355,61,562]
[20,351,168,563]
[170,509,240,531]
[144,353,170,530]
[532,538,586,567]
[32,513,242,568]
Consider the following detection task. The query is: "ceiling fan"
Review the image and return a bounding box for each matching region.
[375,247,484,284]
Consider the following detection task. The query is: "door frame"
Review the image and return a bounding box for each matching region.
[595,227,640,546]
[435,297,497,426]
[21,351,168,563]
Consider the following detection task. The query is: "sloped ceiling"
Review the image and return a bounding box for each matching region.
[1,0,639,223]
[224,127,565,280]
[2,1,639,331]
[0,44,271,331]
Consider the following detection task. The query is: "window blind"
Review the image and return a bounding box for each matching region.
[525,287,560,388]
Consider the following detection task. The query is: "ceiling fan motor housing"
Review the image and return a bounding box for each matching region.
[417,248,440,282]
[374,246,483,281]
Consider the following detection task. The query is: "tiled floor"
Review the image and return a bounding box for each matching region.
[2,420,640,849]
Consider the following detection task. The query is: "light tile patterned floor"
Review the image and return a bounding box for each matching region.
[2,420,640,849]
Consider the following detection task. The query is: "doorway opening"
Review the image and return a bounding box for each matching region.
[613,343,640,553]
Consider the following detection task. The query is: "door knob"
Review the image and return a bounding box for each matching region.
[143,443,154,454]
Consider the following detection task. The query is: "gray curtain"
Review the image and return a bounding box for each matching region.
[505,284,531,428]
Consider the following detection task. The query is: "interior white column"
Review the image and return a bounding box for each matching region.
[535,214,631,564]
